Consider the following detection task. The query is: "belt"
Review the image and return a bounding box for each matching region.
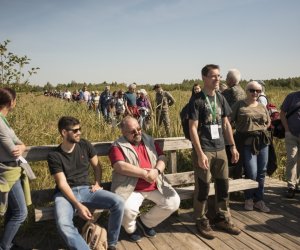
[0,161,20,167]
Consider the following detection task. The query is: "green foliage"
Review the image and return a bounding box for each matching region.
[0,39,40,86]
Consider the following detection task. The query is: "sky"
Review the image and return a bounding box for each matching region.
[1,0,300,86]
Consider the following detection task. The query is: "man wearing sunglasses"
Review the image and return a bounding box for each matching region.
[109,116,180,242]
[47,116,124,250]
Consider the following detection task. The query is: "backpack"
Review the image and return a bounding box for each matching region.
[81,221,108,250]
[266,103,285,139]
[180,91,225,140]
[180,103,191,140]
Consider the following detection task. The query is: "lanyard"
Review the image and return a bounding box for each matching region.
[203,93,217,123]
[0,112,10,128]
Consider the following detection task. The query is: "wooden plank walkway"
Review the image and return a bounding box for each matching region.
[14,177,300,250]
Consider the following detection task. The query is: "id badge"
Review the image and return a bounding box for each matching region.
[210,124,220,139]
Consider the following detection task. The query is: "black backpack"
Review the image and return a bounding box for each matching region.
[180,103,191,140]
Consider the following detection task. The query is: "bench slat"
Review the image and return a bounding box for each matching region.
[34,178,258,222]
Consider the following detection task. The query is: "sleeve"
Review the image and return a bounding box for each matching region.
[221,95,232,117]
[154,142,164,156]
[280,94,291,112]
[166,92,175,106]
[108,146,126,165]
[230,101,239,122]
[47,152,63,175]
[0,120,20,154]
[83,140,97,159]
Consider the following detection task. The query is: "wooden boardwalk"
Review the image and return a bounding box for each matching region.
[14,177,300,250]
[116,177,300,250]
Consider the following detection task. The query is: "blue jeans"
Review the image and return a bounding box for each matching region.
[0,180,28,250]
[243,144,269,202]
[54,186,124,249]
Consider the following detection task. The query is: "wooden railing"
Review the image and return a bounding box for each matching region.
[23,137,258,222]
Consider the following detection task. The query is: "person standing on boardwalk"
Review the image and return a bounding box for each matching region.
[153,84,175,137]
[109,116,180,242]
[280,90,300,198]
[222,68,246,108]
[47,116,124,250]
[188,64,241,239]
[231,81,271,213]
[0,87,36,250]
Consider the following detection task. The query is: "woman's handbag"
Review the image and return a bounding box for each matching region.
[81,221,108,250]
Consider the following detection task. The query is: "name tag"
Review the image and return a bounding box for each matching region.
[210,124,220,139]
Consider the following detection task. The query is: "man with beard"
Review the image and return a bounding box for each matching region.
[47,116,124,250]
[109,116,180,242]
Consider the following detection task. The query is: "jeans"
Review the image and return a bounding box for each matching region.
[243,144,269,201]
[284,131,300,189]
[54,186,124,249]
[0,180,28,250]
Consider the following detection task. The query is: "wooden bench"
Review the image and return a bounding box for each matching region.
[24,137,258,222]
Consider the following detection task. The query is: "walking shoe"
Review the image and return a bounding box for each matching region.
[137,217,156,238]
[215,220,241,235]
[286,188,295,198]
[254,200,270,213]
[128,228,142,242]
[196,219,216,239]
[244,199,254,211]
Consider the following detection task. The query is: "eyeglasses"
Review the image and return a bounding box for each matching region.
[127,127,142,135]
[207,74,222,79]
[248,89,262,94]
[66,127,81,134]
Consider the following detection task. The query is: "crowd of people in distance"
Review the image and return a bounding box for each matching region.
[44,83,176,135]
[1,63,299,249]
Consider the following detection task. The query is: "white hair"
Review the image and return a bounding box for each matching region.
[227,69,241,84]
[246,81,262,91]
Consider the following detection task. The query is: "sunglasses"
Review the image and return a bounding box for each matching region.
[128,127,142,135]
[66,127,81,134]
[248,89,262,94]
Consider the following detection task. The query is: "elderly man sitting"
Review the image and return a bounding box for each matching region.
[109,116,180,242]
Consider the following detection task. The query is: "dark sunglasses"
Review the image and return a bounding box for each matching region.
[66,127,81,133]
[128,127,142,135]
[248,89,262,94]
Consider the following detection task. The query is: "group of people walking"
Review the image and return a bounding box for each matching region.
[0,63,299,249]
[45,82,176,136]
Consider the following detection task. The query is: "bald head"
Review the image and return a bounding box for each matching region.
[120,116,142,145]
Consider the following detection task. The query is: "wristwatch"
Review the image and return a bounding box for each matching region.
[155,168,162,175]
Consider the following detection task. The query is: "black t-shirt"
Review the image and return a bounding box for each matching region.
[48,139,97,188]
[188,91,232,151]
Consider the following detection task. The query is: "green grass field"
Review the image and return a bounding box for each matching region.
[7,87,291,192]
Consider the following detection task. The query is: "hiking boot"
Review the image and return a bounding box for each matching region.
[244,199,254,211]
[286,188,295,198]
[196,219,216,239]
[137,217,156,238]
[254,200,270,213]
[128,228,142,242]
[215,220,241,235]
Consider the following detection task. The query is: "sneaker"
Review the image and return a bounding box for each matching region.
[286,188,295,198]
[128,229,142,242]
[196,219,216,239]
[254,200,270,213]
[137,217,156,238]
[215,220,241,235]
[244,199,254,211]
[108,246,117,250]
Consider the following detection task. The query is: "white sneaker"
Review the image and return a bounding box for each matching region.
[244,199,254,211]
[254,200,270,213]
